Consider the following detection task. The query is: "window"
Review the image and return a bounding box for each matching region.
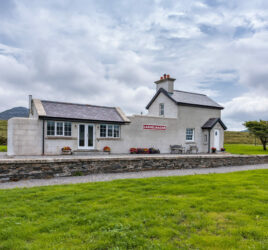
[159,103,164,116]
[56,122,63,136]
[186,128,194,141]
[108,125,113,137]
[47,121,72,137]
[64,122,72,136]
[100,124,120,138]
[114,125,120,138]
[47,121,55,135]
[100,124,107,137]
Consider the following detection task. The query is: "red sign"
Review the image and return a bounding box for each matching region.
[143,125,166,130]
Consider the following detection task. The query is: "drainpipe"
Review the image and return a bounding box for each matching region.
[42,119,45,155]
[208,129,211,153]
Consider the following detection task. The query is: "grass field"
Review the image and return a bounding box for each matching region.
[0,120,7,139]
[0,145,7,152]
[225,144,268,155]
[224,131,261,145]
[0,170,267,249]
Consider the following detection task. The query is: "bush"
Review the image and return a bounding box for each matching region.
[0,136,7,145]
[130,148,160,154]
[149,148,160,154]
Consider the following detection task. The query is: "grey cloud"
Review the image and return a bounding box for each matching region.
[0,0,15,18]
[0,0,268,129]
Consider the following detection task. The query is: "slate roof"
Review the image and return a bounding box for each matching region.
[146,88,224,110]
[202,118,227,130]
[40,100,126,123]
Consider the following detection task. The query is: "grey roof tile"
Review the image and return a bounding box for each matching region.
[170,90,223,109]
[146,88,224,110]
[41,100,125,123]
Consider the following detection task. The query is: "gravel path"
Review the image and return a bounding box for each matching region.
[0,164,267,190]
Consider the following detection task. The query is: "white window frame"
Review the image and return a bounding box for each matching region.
[99,124,121,138]
[47,121,72,137]
[186,128,195,142]
[159,103,164,116]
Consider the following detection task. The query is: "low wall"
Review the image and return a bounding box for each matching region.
[0,155,268,183]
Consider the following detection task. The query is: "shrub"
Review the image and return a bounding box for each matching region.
[149,148,160,154]
[130,148,137,154]
[0,136,7,145]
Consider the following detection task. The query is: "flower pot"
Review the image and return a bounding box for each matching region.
[62,150,72,155]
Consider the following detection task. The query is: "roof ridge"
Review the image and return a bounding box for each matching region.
[41,100,116,109]
[173,89,206,96]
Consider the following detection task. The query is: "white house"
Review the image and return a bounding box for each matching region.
[8,75,226,156]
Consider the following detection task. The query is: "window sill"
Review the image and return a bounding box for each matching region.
[97,137,121,141]
[45,136,76,140]
[185,141,195,144]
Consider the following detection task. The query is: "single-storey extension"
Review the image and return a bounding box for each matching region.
[8,74,227,156]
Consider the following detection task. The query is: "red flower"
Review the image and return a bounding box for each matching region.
[103,146,111,152]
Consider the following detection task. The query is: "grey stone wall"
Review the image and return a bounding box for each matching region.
[0,155,267,183]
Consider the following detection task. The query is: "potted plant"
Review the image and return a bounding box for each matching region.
[211,147,217,153]
[130,148,137,154]
[149,148,160,154]
[103,146,111,154]
[221,148,225,152]
[143,148,149,154]
[61,146,72,155]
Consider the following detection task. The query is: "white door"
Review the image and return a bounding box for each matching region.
[78,124,95,149]
[214,129,220,150]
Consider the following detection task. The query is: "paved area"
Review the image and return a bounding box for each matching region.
[0,152,245,162]
[0,164,267,190]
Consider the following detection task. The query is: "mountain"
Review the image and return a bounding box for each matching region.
[0,107,29,120]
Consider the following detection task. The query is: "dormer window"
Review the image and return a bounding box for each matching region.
[159,103,164,116]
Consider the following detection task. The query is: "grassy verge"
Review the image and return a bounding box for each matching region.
[0,145,7,152]
[0,170,267,249]
[224,131,261,144]
[225,144,268,155]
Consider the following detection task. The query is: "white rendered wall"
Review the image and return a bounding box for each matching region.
[177,105,221,153]
[8,118,43,156]
[8,107,223,155]
[147,92,178,118]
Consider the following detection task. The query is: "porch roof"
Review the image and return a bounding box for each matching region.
[202,118,227,130]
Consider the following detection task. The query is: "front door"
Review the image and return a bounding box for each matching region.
[78,124,95,149]
[214,129,220,151]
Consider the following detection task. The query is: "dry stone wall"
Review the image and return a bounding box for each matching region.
[0,155,268,182]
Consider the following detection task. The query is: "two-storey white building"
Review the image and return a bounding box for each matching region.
[8,75,226,156]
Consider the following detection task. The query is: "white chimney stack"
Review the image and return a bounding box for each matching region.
[154,74,176,94]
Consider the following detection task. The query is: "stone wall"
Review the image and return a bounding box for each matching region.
[0,155,267,182]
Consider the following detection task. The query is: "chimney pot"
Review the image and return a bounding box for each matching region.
[160,76,163,80]
[167,74,170,78]
[164,74,166,79]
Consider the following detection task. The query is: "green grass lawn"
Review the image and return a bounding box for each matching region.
[0,145,7,152]
[225,144,268,155]
[0,170,267,249]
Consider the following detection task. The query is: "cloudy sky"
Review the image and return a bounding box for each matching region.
[0,0,267,130]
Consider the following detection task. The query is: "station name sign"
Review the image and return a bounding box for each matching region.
[143,125,166,130]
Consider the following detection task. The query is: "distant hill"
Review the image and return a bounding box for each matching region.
[0,107,29,120]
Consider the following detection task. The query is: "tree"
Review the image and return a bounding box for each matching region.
[244,120,268,150]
